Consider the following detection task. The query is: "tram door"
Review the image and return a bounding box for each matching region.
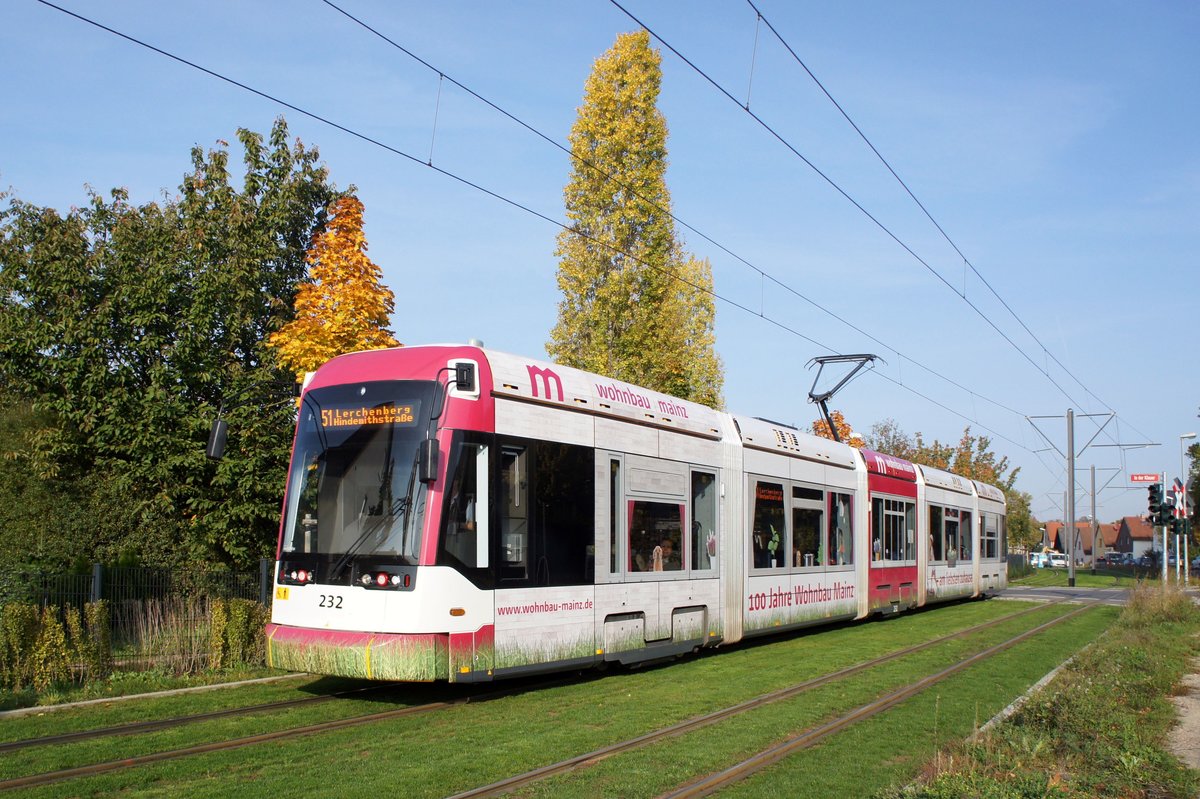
[868,494,918,612]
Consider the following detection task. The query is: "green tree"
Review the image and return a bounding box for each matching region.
[547,30,723,407]
[867,419,1026,548]
[0,118,343,568]
[867,420,1017,489]
[268,195,399,381]
[865,418,915,461]
[1004,488,1038,552]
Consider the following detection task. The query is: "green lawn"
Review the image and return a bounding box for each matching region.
[1011,566,1147,588]
[2,599,1117,798]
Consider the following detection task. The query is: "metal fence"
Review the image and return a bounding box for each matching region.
[0,560,272,610]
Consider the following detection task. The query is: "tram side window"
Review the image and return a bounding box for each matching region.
[944,510,959,565]
[691,471,718,572]
[751,481,786,569]
[959,511,973,560]
[827,492,853,566]
[873,498,915,562]
[441,440,489,570]
[610,459,621,574]
[630,500,683,572]
[500,445,529,580]
[498,439,595,586]
[928,505,944,561]
[982,513,998,559]
[1000,515,1008,558]
[792,485,823,568]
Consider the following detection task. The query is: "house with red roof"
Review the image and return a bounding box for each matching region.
[1116,515,1158,560]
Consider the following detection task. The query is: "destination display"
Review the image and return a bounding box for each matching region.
[319,404,417,428]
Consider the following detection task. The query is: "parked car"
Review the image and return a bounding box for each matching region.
[1191,555,1200,570]
[1050,553,1068,568]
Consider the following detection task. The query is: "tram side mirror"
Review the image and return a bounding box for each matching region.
[206,419,228,460]
[419,438,439,484]
[454,362,475,393]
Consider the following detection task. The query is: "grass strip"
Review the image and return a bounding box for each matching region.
[876,585,1200,798]
[2,599,1071,798]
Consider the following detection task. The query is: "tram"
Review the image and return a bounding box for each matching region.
[265,344,1008,682]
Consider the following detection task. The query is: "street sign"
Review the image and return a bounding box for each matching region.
[1130,473,1163,483]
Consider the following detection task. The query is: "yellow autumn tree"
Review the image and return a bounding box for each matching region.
[811,410,862,447]
[268,196,399,380]
[548,30,723,408]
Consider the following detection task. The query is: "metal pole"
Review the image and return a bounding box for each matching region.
[1067,409,1076,587]
[259,558,272,606]
[1176,531,1181,582]
[1182,433,1196,583]
[1163,479,1169,587]
[1090,464,1097,575]
[90,562,103,604]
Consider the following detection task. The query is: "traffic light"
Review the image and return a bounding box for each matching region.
[1160,495,1176,528]
[1148,483,1163,524]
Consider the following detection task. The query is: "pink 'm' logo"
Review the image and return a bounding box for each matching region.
[527,365,564,402]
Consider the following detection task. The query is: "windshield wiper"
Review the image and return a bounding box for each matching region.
[329,495,410,581]
[329,448,420,581]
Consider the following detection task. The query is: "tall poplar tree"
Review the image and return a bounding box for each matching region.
[548,30,723,408]
[269,195,399,381]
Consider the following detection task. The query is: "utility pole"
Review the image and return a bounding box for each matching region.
[1026,408,1128,589]
[1067,409,1075,587]
[1090,464,1098,575]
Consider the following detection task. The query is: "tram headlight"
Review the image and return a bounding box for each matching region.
[279,563,316,585]
[353,568,413,590]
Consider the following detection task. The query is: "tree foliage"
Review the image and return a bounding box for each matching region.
[547,30,723,408]
[866,419,1019,490]
[268,196,399,381]
[866,418,1033,548]
[810,409,862,447]
[0,119,343,568]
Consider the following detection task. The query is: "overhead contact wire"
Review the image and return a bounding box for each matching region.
[606,0,1090,413]
[745,0,1133,441]
[37,0,1032,452]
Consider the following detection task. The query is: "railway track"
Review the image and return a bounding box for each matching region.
[659,604,1093,799]
[0,600,1082,794]
[0,672,581,792]
[0,682,403,754]
[447,599,1081,799]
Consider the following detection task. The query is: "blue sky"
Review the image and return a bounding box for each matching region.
[4,1,1197,524]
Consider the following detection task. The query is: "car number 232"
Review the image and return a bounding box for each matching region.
[318,594,344,609]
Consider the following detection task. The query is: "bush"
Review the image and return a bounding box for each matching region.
[0,602,40,689]
[209,598,267,670]
[32,606,69,691]
[65,601,112,682]
[1,600,112,691]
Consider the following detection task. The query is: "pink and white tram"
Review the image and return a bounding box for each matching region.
[265,344,1007,682]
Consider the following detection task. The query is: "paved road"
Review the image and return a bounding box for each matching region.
[997,585,1133,606]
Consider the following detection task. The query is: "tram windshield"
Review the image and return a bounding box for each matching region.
[280,380,435,565]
